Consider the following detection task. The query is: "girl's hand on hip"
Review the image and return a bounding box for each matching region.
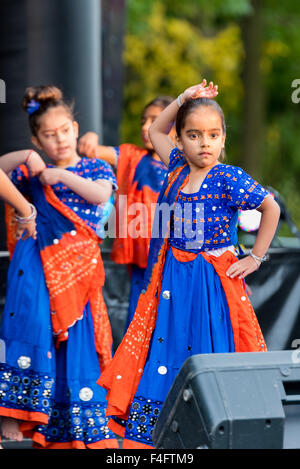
[182,80,218,103]
[226,255,260,280]
[78,132,99,158]
[26,151,46,177]
[39,168,63,186]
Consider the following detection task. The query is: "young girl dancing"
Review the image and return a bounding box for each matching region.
[79,97,176,330]
[98,80,281,449]
[0,85,118,448]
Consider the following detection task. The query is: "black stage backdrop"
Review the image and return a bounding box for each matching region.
[246,248,300,352]
[0,0,126,251]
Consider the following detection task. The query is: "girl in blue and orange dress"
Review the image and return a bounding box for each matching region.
[79,97,176,330]
[0,85,119,449]
[97,80,281,449]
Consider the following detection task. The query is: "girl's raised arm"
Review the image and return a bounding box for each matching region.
[149,80,218,167]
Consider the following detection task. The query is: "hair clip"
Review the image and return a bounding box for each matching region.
[27,99,41,115]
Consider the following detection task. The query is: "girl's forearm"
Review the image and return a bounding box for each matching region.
[0,169,32,217]
[0,150,29,174]
[95,145,117,167]
[252,196,281,258]
[59,170,112,204]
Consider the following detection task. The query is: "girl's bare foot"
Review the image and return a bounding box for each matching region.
[1,418,23,442]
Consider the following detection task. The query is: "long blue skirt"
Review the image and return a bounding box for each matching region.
[117,247,235,447]
[0,237,116,448]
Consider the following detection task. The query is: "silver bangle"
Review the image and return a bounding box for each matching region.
[249,249,269,263]
[177,94,183,107]
[15,203,37,224]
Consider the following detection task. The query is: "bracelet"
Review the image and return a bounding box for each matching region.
[25,150,33,165]
[177,94,183,107]
[15,203,37,224]
[249,249,269,263]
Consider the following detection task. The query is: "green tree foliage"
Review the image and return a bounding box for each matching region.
[121,0,300,229]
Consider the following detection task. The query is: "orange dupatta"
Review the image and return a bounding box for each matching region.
[5,168,113,372]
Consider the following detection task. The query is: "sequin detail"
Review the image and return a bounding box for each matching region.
[0,363,54,413]
[162,291,171,300]
[169,148,268,253]
[17,356,31,370]
[0,363,115,445]
[11,157,117,233]
[36,402,114,444]
[124,396,163,445]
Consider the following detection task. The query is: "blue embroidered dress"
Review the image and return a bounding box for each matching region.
[0,157,118,448]
[112,148,269,448]
[48,157,116,237]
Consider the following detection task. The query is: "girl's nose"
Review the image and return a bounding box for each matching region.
[201,137,209,146]
[142,118,151,131]
[56,131,65,142]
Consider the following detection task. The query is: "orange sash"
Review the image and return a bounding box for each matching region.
[110,143,150,267]
[5,171,113,372]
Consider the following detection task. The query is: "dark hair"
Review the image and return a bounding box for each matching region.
[176,98,226,135]
[143,95,174,115]
[175,97,226,161]
[22,85,75,136]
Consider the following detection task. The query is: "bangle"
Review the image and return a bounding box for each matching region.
[249,249,269,263]
[15,203,37,224]
[177,94,183,107]
[25,150,33,165]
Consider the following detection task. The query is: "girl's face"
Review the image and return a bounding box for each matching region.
[141,105,162,150]
[177,106,225,172]
[32,106,79,165]
[141,105,176,150]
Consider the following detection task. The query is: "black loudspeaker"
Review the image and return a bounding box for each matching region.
[153,351,300,449]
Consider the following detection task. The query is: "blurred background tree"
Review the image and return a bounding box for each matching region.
[119,0,300,233]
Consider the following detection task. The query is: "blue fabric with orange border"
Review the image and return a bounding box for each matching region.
[98,147,268,449]
[0,158,118,448]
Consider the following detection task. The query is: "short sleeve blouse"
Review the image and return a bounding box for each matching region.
[11,157,117,234]
[168,148,269,252]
